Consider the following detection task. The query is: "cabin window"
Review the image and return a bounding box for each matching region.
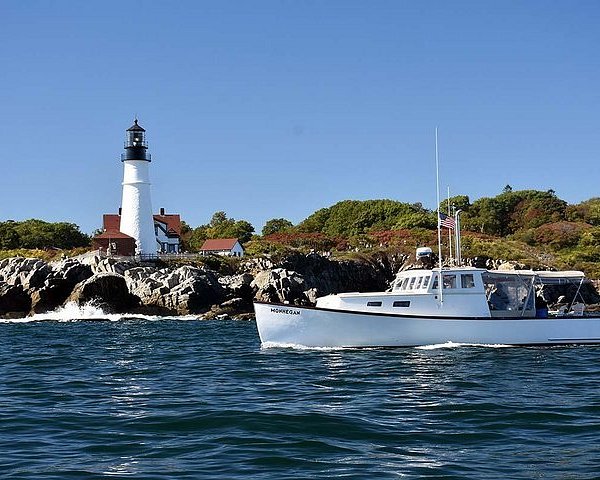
[367,301,382,307]
[482,272,535,312]
[431,274,439,290]
[393,301,411,307]
[422,276,430,288]
[443,274,457,289]
[400,278,410,290]
[408,277,416,290]
[461,274,475,289]
[414,276,423,289]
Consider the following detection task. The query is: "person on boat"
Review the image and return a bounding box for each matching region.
[488,283,510,310]
[535,295,549,318]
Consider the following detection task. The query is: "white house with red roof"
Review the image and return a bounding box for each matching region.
[93,208,182,255]
[154,208,182,253]
[199,238,244,257]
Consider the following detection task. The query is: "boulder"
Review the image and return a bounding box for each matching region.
[125,265,225,314]
[94,257,136,275]
[219,273,254,301]
[68,273,138,313]
[0,257,52,289]
[252,268,307,304]
[29,259,94,313]
[0,283,31,316]
[497,261,528,271]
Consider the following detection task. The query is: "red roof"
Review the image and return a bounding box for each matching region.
[102,212,182,237]
[154,214,181,236]
[199,238,240,251]
[94,230,134,240]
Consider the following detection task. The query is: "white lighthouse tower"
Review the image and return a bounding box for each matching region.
[119,119,157,257]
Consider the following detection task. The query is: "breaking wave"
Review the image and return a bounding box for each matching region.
[1,302,199,323]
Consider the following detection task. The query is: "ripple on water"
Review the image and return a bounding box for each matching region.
[1,318,600,479]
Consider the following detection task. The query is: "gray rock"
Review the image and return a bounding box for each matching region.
[0,283,31,316]
[0,257,52,290]
[94,257,136,276]
[219,273,254,301]
[220,297,247,309]
[29,259,94,313]
[125,265,225,314]
[68,273,138,313]
[252,268,307,304]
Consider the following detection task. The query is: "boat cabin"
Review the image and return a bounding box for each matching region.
[316,267,589,319]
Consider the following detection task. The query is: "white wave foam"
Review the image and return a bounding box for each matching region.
[26,302,121,322]
[261,340,513,351]
[416,341,512,350]
[1,302,200,323]
[261,341,350,351]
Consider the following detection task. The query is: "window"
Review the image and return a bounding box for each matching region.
[367,301,382,307]
[431,274,439,290]
[414,277,423,289]
[408,277,416,290]
[443,274,457,289]
[400,278,410,290]
[422,276,430,288]
[461,274,475,288]
[393,301,411,307]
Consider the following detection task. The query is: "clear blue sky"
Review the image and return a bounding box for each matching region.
[1,1,598,235]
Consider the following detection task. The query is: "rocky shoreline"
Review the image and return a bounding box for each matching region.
[0,252,407,319]
[1,252,599,319]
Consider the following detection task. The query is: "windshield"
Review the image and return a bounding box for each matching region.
[482,272,535,312]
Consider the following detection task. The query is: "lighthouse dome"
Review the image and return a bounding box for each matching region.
[127,119,146,132]
[122,118,150,161]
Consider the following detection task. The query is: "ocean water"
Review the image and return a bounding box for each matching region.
[1,306,600,479]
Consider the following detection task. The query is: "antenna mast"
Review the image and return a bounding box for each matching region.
[435,128,443,304]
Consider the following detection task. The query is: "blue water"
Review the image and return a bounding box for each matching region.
[1,313,600,479]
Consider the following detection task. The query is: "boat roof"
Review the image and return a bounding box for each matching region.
[500,269,585,280]
[397,267,487,275]
[396,267,585,280]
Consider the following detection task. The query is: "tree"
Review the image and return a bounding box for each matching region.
[210,211,228,227]
[262,218,293,236]
[187,226,208,252]
[463,190,567,236]
[0,221,19,249]
[296,199,434,237]
[439,195,471,214]
[0,219,90,249]
[178,221,194,251]
[228,220,255,243]
[204,211,256,244]
[567,198,600,226]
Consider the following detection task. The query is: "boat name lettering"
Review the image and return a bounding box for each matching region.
[270,308,301,315]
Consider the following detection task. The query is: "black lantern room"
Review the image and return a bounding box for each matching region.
[122,119,151,161]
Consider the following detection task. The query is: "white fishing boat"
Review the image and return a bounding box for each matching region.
[254,264,600,347]
[254,131,600,348]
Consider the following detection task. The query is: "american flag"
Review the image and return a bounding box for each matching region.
[438,212,456,229]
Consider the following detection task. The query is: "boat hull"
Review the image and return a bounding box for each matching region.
[254,302,600,347]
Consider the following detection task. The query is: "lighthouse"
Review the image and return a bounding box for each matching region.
[119,119,157,257]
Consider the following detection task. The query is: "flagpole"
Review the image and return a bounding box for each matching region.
[447,186,452,265]
[435,127,443,305]
[455,209,462,266]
